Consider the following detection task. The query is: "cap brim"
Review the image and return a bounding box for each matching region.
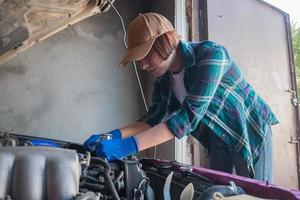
[119,38,155,67]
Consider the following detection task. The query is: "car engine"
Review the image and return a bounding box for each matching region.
[0,131,248,200]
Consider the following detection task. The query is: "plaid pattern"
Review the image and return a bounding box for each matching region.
[140,41,279,172]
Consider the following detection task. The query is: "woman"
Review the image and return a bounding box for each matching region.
[83,13,278,182]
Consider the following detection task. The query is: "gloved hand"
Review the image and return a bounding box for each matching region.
[95,136,139,161]
[83,129,122,152]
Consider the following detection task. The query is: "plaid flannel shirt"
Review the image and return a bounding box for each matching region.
[140,40,279,172]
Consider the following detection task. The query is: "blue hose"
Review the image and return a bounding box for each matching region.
[27,139,60,147]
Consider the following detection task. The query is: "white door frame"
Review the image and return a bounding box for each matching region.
[174,0,192,164]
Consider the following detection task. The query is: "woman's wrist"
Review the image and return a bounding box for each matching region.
[108,129,122,139]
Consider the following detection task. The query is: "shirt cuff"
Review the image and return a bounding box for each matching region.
[165,113,190,139]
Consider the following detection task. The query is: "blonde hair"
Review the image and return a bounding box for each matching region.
[152,31,180,60]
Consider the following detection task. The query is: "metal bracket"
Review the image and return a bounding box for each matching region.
[289,136,300,144]
[289,137,300,175]
[286,89,299,107]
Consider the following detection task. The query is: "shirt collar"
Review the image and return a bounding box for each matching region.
[179,41,196,67]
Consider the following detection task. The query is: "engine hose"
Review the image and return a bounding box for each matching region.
[113,170,124,185]
[74,191,99,200]
[80,174,102,184]
[199,185,245,200]
[80,181,106,191]
[86,169,100,177]
[90,158,120,200]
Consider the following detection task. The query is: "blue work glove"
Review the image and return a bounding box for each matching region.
[95,136,139,161]
[83,129,122,152]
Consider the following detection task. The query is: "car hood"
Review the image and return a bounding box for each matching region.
[0,0,113,65]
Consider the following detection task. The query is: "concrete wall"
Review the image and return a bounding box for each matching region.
[207,0,298,189]
[0,0,145,143]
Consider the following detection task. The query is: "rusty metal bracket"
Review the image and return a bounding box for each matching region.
[289,136,300,144]
[286,89,299,106]
[289,136,300,174]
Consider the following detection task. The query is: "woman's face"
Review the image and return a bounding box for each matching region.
[138,48,170,77]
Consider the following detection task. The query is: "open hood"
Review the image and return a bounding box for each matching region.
[0,0,114,65]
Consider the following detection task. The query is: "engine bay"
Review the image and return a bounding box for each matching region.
[0,131,291,200]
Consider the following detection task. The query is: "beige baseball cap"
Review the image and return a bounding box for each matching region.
[119,13,175,67]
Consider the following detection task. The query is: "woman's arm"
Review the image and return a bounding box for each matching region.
[119,122,151,138]
[164,45,230,139]
[135,122,174,151]
[93,122,173,161]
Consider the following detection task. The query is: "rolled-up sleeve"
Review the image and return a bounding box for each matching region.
[165,46,230,138]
